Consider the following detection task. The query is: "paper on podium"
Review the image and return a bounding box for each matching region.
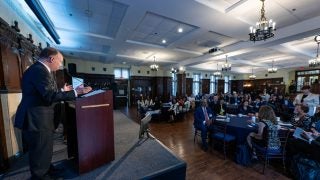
[81,89,105,97]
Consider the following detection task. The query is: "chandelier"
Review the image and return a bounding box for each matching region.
[213,64,222,77]
[221,55,231,71]
[171,67,178,73]
[268,60,277,73]
[249,68,256,79]
[249,0,276,42]
[308,35,320,67]
[150,56,159,71]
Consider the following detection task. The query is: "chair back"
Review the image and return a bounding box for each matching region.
[213,120,227,136]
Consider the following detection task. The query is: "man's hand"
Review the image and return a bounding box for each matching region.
[63,83,73,91]
[75,85,92,95]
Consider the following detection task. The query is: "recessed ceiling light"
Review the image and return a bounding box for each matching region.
[177,28,183,33]
[162,39,166,44]
[122,62,126,64]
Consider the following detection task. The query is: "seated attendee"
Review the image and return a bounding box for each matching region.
[238,101,254,116]
[194,99,215,151]
[230,92,241,105]
[168,99,179,122]
[209,95,220,115]
[247,105,281,150]
[251,97,262,113]
[311,106,320,132]
[153,96,161,110]
[291,104,312,131]
[217,99,227,116]
[287,127,320,163]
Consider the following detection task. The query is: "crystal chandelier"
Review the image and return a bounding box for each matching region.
[150,56,159,71]
[308,35,320,67]
[249,0,276,42]
[221,55,231,72]
[249,67,256,79]
[268,60,277,73]
[213,64,222,77]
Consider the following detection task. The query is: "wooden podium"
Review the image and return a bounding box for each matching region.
[66,90,114,174]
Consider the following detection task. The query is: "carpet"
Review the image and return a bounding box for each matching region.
[2,110,186,180]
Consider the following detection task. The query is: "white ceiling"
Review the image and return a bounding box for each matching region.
[30,0,320,73]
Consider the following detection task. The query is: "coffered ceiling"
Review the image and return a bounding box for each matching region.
[18,0,320,73]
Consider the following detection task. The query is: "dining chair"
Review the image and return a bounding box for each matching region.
[210,120,236,159]
[252,128,290,174]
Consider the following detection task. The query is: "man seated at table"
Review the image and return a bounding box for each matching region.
[194,99,215,151]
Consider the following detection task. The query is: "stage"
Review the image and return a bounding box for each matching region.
[2,111,186,179]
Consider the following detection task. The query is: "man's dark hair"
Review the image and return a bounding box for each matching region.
[39,47,59,59]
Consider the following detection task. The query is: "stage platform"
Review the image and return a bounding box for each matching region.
[2,111,186,180]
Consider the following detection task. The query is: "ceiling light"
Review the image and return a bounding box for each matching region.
[268,60,277,73]
[213,64,222,77]
[162,39,166,44]
[171,67,179,73]
[150,56,159,71]
[308,35,320,67]
[177,27,183,33]
[221,55,231,72]
[249,67,256,79]
[249,0,276,42]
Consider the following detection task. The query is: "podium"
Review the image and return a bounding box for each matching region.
[66,90,114,174]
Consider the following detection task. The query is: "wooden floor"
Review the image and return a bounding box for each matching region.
[120,106,291,180]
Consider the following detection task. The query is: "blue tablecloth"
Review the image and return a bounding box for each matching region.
[226,116,258,145]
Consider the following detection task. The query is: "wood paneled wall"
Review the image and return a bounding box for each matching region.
[186,78,193,96]
[202,79,210,94]
[0,17,42,169]
[231,77,285,95]
[177,73,186,97]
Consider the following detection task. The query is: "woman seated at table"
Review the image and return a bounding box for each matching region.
[291,104,312,131]
[287,125,320,163]
[238,100,254,116]
[247,105,281,150]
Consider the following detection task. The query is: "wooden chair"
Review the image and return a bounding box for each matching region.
[210,120,236,159]
[193,127,202,143]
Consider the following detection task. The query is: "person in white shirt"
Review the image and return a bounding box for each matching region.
[293,85,319,116]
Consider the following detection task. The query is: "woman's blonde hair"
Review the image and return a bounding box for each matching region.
[258,105,277,124]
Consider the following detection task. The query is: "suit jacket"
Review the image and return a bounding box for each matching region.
[15,62,76,131]
[194,106,214,128]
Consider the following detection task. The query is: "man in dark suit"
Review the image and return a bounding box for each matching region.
[15,47,92,180]
[194,99,215,151]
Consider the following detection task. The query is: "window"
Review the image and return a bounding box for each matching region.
[210,75,217,94]
[172,73,177,96]
[224,75,231,93]
[296,69,320,91]
[114,68,129,79]
[193,74,201,95]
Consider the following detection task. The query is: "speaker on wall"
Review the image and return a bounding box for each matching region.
[68,63,77,75]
